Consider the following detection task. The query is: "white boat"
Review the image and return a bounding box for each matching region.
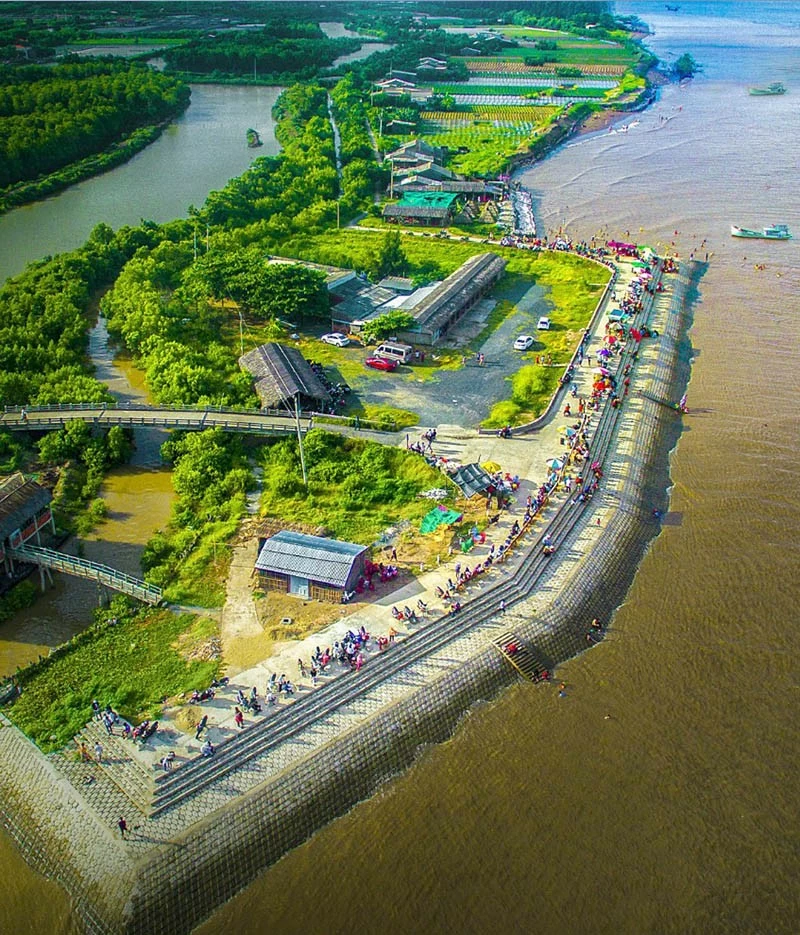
[730,223,791,240]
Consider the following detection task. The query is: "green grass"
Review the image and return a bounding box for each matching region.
[483,365,561,428]
[421,123,545,176]
[473,45,637,66]
[160,515,239,607]
[257,431,453,544]
[6,600,220,752]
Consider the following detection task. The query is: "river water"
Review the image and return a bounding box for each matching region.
[0,83,282,283]
[3,5,800,933]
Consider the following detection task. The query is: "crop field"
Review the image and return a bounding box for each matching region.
[461,75,617,89]
[465,59,628,77]
[419,123,543,175]
[433,83,604,97]
[475,44,637,66]
[424,105,560,126]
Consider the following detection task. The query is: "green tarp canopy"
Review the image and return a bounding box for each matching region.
[420,506,463,534]
[398,191,459,210]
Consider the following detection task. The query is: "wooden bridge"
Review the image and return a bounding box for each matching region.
[10,544,163,605]
[0,404,397,438]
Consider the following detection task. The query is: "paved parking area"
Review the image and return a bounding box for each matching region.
[355,281,555,427]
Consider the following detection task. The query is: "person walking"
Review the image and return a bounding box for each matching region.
[234,707,244,729]
[118,817,128,839]
[195,714,208,741]
[94,742,103,764]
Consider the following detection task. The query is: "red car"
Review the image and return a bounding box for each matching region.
[365,356,398,372]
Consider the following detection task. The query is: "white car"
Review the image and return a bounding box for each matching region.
[537,317,551,331]
[320,332,350,347]
[513,334,534,351]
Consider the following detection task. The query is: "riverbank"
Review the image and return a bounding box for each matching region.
[0,254,697,935]
[0,109,190,218]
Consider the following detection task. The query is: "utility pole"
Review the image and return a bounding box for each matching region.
[238,308,244,357]
[294,394,307,485]
[206,224,210,253]
[193,224,197,261]
[336,200,340,229]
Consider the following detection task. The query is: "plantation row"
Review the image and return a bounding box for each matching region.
[434,84,610,98]
[462,76,618,89]
[465,60,628,76]
[424,105,559,124]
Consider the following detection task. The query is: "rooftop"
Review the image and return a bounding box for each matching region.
[255,531,367,589]
[0,473,51,542]
[239,343,330,409]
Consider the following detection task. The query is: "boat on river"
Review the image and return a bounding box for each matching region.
[730,223,791,240]
[246,128,262,147]
[748,82,786,96]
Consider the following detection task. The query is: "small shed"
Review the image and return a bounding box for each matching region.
[255,530,368,603]
[239,343,331,411]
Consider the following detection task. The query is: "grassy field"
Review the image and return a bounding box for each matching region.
[420,123,546,175]
[7,600,220,751]
[257,431,455,545]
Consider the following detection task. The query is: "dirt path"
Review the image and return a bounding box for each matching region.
[220,537,261,643]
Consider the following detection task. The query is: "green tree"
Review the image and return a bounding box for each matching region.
[673,54,700,80]
[371,229,408,280]
[359,310,415,344]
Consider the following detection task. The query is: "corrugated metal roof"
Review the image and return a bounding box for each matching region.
[0,473,51,541]
[254,531,367,589]
[413,253,507,333]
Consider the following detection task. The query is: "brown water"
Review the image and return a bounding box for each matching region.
[4,5,800,934]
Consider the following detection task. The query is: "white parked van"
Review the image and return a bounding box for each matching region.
[374,341,414,364]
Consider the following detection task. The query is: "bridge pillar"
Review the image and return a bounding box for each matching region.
[38,565,53,593]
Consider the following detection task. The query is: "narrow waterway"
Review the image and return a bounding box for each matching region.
[0,83,283,283]
[0,317,173,679]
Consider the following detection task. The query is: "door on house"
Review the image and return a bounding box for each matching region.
[289,575,309,598]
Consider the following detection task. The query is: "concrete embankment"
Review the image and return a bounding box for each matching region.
[0,262,699,935]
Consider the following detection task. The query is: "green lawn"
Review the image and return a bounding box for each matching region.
[7,601,220,752]
[257,431,454,544]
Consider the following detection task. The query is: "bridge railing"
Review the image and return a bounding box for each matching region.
[3,404,399,434]
[11,545,162,604]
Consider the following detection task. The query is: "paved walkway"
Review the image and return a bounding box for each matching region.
[73,258,648,784]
